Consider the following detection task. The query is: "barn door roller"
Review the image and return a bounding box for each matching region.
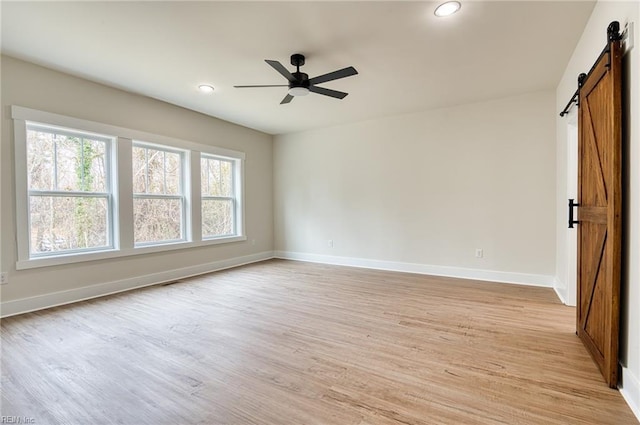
[559,21,622,117]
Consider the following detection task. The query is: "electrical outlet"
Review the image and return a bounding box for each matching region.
[250,239,256,246]
[328,240,334,248]
[0,272,8,285]
[475,249,483,259]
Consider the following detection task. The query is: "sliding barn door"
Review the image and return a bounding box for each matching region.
[576,32,622,388]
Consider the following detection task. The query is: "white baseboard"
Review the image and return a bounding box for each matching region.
[553,283,568,305]
[620,366,640,422]
[0,251,274,318]
[274,251,555,287]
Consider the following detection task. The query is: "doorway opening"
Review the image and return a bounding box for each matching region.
[566,110,578,307]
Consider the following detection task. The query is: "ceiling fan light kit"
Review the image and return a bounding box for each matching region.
[288,87,310,96]
[234,53,358,105]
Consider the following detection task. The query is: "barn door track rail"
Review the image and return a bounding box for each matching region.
[559,21,622,117]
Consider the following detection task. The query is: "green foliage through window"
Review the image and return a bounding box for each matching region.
[26,125,111,255]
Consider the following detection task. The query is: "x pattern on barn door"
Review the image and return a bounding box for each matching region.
[575,22,623,389]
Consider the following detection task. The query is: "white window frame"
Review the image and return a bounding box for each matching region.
[24,123,116,258]
[12,106,246,270]
[200,154,242,240]
[132,142,188,247]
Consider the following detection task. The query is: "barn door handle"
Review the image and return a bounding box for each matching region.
[568,199,579,228]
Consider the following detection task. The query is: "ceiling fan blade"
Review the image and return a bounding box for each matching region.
[234,85,288,88]
[265,60,296,82]
[308,66,358,85]
[309,85,348,99]
[280,94,294,104]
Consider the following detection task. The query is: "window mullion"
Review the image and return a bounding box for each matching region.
[190,151,201,243]
[81,138,85,191]
[206,158,210,196]
[232,197,237,235]
[230,160,235,199]
[236,157,244,237]
[144,147,149,194]
[53,137,58,191]
[163,150,167,195]
[217,160,222,196]
[231,161,237,235]
[117,137,134,251]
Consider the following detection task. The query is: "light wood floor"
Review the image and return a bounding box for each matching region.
[1,260,637,424]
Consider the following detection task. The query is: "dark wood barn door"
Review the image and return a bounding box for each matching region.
[576,30,623,388]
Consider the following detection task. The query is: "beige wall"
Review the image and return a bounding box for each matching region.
[0,56,273,304]
[274,90,556,280]
[555,0,640,411]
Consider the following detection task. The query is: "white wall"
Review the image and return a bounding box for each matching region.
[0,56,273,312]
[274,90,557,284]
[555,1,639,415]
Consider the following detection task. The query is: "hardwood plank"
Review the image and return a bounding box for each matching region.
[1,260,636,424]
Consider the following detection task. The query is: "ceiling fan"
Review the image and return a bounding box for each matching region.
[234,53,358,105]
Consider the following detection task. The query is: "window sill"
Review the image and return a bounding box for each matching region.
[16,235,247,270]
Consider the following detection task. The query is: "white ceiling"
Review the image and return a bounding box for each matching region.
[1,1,594,135]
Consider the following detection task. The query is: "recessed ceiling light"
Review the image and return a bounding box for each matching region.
[198,84,215,93]
[434,1,461,17]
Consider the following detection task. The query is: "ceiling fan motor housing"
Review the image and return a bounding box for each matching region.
[291,72,309,89]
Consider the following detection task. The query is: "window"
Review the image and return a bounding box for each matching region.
[13,106,246,270]
[201,156,236,238]
[26,123,114,257]
[132,143,186,245]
